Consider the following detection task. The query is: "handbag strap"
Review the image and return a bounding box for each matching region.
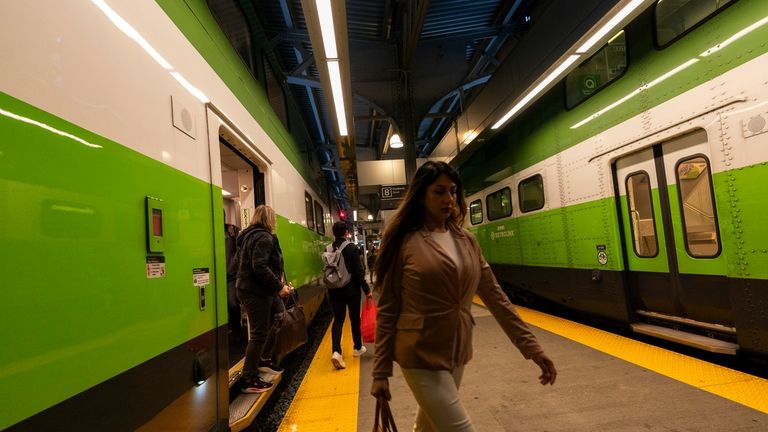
[373,396,398,432]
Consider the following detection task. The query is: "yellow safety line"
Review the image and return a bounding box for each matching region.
[277,313,361,431]
[509,305,768,414]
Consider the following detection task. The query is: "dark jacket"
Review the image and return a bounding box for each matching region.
[332,237,370,296]
[236,225,284,295]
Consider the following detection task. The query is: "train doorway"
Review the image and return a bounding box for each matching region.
[614,129,733,331]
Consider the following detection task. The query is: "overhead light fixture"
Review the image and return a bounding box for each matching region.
[389,133,403,149]
[310,0,349,137]
[327,60,348,136]
[316,0,338,58]
[367,214,373,221]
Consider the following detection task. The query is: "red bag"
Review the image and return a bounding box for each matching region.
[361,297,377,343]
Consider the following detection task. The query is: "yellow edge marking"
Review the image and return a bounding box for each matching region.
[277,312,361,431]
[472,295,486,308]
[515,305,768,414]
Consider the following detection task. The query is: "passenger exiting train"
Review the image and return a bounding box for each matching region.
[325,221,373,370]
[236,205,294,393]
[371,161,557,431]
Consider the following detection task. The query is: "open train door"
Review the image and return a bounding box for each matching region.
[613,128,737,353]
[204,105,272,430]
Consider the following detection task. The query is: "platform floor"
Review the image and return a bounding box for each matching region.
[276,300,768,431]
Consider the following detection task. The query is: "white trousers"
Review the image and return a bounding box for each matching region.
[400,366,475,432]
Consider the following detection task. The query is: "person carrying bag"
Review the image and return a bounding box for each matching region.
[272,283,308,362]
[323,221,373,370]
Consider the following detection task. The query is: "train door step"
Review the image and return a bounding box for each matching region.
[630,323,739,354]
[228,358,282,432]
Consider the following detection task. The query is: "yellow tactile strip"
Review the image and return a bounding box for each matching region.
[506,304,768,414]
[277,313,361,431]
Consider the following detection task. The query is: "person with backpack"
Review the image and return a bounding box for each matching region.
[324,221,373,369]
[236,205,293,393]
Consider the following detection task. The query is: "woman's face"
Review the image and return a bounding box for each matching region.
[422,174,457,226]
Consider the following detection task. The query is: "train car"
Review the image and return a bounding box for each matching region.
[462,0,768,360]
[0,1,332,430]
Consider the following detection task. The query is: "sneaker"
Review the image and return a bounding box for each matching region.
[241,377,273,394]
[353,346,367,357]
[331,351,346,369]
[258,359,284,375]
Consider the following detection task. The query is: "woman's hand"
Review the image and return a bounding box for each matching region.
[278,285,292,297]
[531,352,557,385]
[370,378,391,400]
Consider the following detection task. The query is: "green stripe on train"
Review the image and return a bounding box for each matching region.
[472,164,768,280]
[0,90,324,429]
[462,0,768,193]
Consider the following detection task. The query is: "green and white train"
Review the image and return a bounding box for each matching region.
[463,0,768,360]
[1,1,332,430]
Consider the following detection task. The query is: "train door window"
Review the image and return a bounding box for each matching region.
[304,192,315,230]
[519,175,545,213]
[565,30,627,108]
[625,172,658,257]
[469,199,483,225]
[675,156,721,257]
[486,188,512,221]
[314,201,325,235]
[655,0,735,47]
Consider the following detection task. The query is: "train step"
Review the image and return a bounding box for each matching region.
[228,358,281,432]
[630,323,739,355]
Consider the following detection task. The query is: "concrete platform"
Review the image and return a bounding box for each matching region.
[357,304,768,431]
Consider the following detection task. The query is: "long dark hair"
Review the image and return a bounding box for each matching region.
[374,161,466,285]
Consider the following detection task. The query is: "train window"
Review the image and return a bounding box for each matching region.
[486,188,512,221]
[519,175,545,213]
[305,192,315,230]
[314,201,325,235]
[469,200,483,225]
[655,0,735,47]
[675,156,721,257]
[625,172,659,257]
[565,31,627,109]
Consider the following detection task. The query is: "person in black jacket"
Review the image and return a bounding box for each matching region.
[236,205,293,393]
[328,221,373,370]
[224,219,242,341]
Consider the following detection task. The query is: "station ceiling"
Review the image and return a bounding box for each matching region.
[208,0,620,214]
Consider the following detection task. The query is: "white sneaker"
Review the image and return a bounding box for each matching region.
[353,346,367,357]
[331,351,346,369]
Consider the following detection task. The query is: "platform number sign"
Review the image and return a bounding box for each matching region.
[380,184,407,210]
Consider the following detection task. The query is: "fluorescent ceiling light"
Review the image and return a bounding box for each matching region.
[492,54,581,129]
[327,61,348,136]
[576,0,645,54]
[316,0,338,58]
[389,133,403,148]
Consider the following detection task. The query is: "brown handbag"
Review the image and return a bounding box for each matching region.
[373,396,398,432]
[271,289,308,361]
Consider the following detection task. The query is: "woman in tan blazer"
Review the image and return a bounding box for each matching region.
[371,161,557,431]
